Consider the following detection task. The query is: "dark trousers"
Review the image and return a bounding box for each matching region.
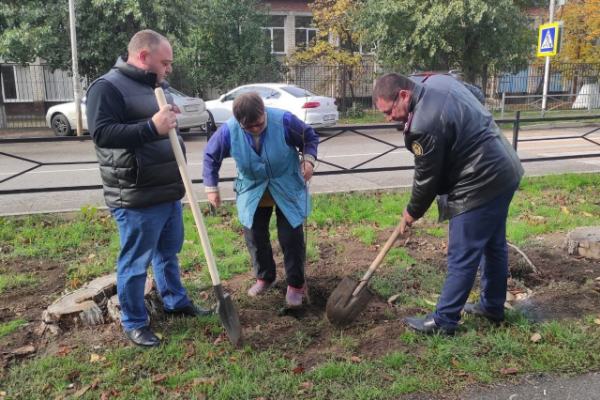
[433,183,519,330]
[243,206,305,289]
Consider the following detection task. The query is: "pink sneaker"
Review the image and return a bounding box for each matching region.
[286,286,304,308]
[248,279,277,297]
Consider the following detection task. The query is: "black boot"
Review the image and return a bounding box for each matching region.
[403,314,455,336]
[125,326,161,348]
[165,301,213,317]
[463,303,505,324]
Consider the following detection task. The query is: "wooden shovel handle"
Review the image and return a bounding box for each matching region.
[155,88,221,287]
[352,220,403,297]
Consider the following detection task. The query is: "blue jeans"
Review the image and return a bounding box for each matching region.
[111,201,190,331]
[433,183,519,330]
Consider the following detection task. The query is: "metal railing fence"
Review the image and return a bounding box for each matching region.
[1,113,599,197]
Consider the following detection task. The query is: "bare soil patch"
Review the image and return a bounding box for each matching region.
[2,223,600,371]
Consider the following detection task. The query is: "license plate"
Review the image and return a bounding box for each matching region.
[324,114,336,121]
[185,105,200,112]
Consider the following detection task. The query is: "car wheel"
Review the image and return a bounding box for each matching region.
[51,113,74,136]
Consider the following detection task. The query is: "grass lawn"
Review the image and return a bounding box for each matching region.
[1,173,600,399]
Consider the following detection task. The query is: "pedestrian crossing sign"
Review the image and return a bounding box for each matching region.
[537,22,562,57]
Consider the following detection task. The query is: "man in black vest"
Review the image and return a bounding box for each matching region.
[86,30,211,348]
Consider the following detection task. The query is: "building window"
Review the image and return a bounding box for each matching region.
[1,65,34,102]
[340,35,377,55]
[44,67,74,102]
[262,15,286,53]
[295,16,318,48]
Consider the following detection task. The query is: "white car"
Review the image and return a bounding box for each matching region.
[204,83,339,128]
[45,87,208,136]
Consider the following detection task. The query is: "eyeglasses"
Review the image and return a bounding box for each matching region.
[382,92,400,116]
[242,120,265,130]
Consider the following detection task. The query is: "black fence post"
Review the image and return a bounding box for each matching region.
[512,110,520,151]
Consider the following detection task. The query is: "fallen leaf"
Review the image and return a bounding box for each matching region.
[192,378,216,387]
[73,385,91,398]
[349,356,361,363]
[498,367,519,375]
[229,357,237,361]
[530,333,542,343]
[300,382,313,389]
[561,206,571,215]
[153,374,169,384]
[109,388,119,396]
[213,335,223,345]
[91,379,99,390]
[155,333,163,340]
[67,370,80,381]
[293,365,305,374]
[387,294,400,306]
[452,358,459,367]
[582,212,594,217]
[424,299,437,307]
[218,347,227,356]
[594,319,600,325]
[199,291,209,300]
[380,375,395,382]
[101,392,108,400]
[90,354,101,363]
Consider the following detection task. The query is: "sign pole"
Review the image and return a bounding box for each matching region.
[541,0,556,117]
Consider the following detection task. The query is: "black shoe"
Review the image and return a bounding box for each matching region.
[125,326,161,348]
[403,314,455,336]
[463,303,505,324]
[165,301,213,317]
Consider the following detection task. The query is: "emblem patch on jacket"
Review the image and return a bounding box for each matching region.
[412,142,423,156]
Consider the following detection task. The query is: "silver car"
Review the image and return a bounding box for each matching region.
[45,87,208,136]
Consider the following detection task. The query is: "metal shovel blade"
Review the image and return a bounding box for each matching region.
[326,275,376,327]
[214,284,241,347]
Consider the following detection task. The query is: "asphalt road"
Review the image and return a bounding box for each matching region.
[1,125,600,215]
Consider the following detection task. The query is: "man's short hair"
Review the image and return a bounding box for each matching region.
[233,92,265,126]
[128,29,168,54]
[373,73,415,103]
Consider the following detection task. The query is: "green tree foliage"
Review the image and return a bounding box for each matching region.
[172,0,281,95]
[0,0,194,79]
[359,0,537,82]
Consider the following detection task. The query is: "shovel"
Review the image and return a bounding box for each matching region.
[326,221,403,327]
[155,88,241,347]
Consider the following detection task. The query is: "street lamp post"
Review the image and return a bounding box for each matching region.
[68,0,83,136]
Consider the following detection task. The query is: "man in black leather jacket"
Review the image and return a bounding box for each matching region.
[374,73,524,335]
[86,30,211,348]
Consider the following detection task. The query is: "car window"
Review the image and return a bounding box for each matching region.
[223,87,252,102]
[409,75,427,83]
[280,86,316,98]
[167,87,188,97]
[250,87,281,100]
